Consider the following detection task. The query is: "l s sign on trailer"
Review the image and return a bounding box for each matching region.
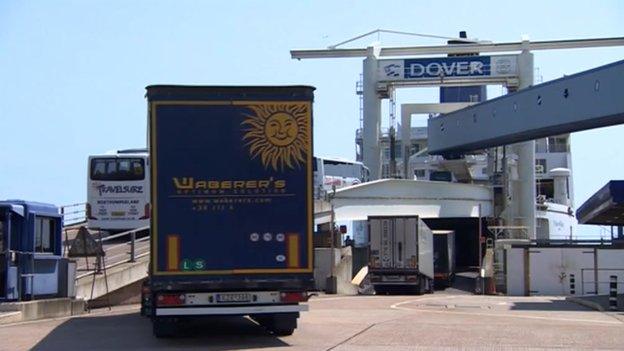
[143,85,315,338]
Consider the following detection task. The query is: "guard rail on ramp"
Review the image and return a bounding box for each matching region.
[61,202,87,228]
[67,226,150,303]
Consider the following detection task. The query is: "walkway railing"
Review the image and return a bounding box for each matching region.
[580,268,624,295]
[61,202,87,227]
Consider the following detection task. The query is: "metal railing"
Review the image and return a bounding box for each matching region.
[71,226,150,280]
[489,226,530,241]
[531,237,616,246]
[61,202,87,227]
[580,268,624,295]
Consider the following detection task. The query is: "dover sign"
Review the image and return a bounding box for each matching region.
[378,55,518,81]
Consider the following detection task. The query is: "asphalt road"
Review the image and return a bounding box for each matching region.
[1,291,623,351]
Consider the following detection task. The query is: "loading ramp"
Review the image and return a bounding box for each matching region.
[64,226,149,302]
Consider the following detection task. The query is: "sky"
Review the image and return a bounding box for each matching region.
[0,1,622,235]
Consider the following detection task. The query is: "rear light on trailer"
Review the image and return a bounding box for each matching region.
[139,203,150,219]
[279,292,308,303]
[156,293,186,306]
[142,285,151,303]
[409,256,417,268]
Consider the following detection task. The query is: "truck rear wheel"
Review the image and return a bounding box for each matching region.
[271,325,295,336]
[253,313,298,336]
[153,317,179,338]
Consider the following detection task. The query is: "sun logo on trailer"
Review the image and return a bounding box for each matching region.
[241,103,309,171]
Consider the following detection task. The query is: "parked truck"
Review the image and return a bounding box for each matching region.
[433,230,455,288]
[143,85,316,337]
[368,216,434,294]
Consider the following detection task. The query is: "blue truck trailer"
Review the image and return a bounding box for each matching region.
[144,85,315,337]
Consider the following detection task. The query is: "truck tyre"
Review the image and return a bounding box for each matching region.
[271,325,295,336]
[436,280,449,290]
[269,313,297,336]
[153,317,179,338]
[418,277,427,295]
[254,313,298,336]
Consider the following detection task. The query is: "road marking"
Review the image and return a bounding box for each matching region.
[325,323,377,351]
[312,294,451,307]
[389,295,456,310]
[310,295,383,302]
[391,300,623,325]
[322,300,441,351]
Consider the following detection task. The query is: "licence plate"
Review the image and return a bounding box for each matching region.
[216,293,251,303]
[111,211,125,217]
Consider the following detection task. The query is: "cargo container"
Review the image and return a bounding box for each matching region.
[144,85,315,337]
[433,230,455,288]
[368,216,434,294]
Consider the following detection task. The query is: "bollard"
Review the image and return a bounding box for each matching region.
[609,275,618,311]
[569,274,575,295]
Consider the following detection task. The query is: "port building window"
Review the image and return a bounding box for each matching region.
[429,171,452,182]
[382,147,390,161]
[536,179,554,199]
[536,218,549,241]
[35,217,55,254]
[410,143,421,156]
[547,137,568,153]
[535,159,547,174]
[381,164,390,178]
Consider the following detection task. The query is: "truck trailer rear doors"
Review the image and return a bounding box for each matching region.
[369,216,434,294]
[147,86,315,278]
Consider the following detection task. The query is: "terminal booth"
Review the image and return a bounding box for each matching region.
[0,200,72,301]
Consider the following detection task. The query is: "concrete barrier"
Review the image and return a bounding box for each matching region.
[314,247,357,295]
[0,311,22,324]
[0,298,86,324]
[88,278,145,309]
[565,294,624,312]
[75,256,149,301]
[566,296,605,312]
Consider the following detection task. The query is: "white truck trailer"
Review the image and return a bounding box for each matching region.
[368,216,434,294]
